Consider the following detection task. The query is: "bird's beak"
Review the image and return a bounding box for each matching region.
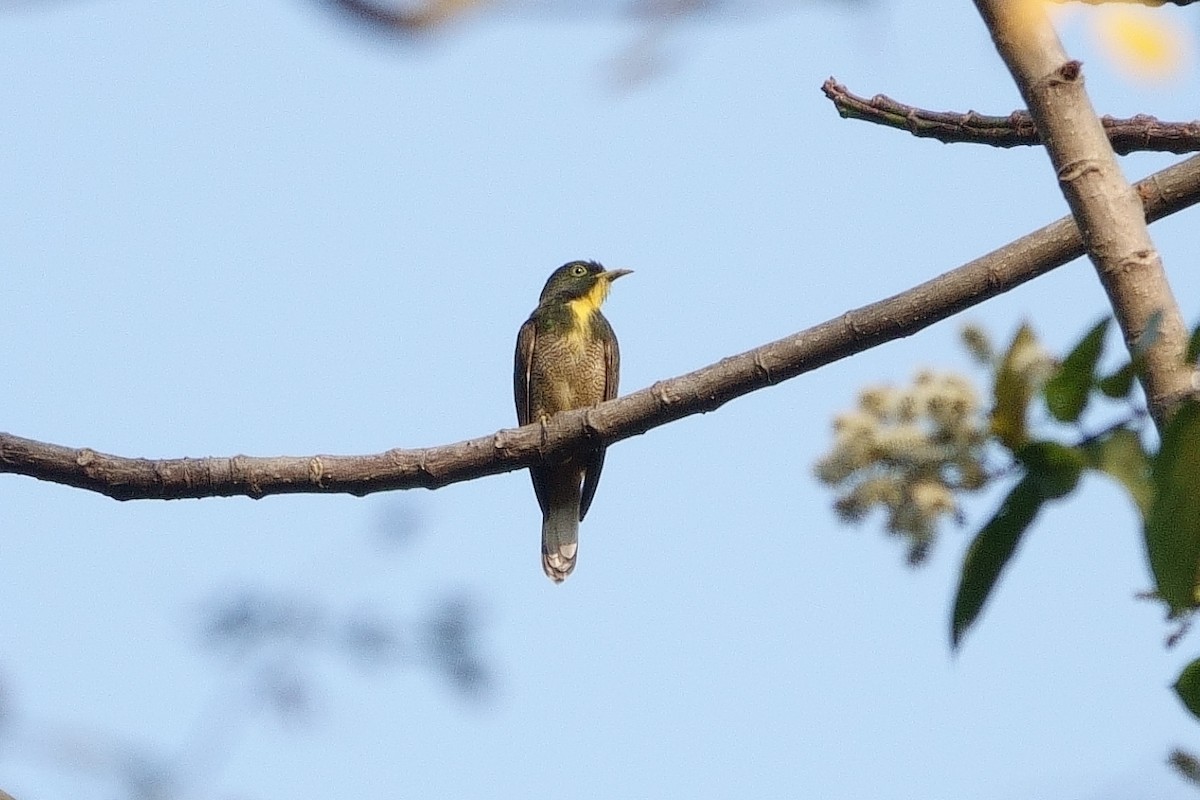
[603,268,633,281]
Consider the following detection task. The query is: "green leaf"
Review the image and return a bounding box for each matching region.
[1097,362,1136,399]
[951,477,1043,649]
[1187,322,1200,364]
[1175,658,1200,720]
[1145,400,1200,613]
[1095,314,1172,401]
[1044,318,1109,423]
[1018,440,1085,499]
[1085,429,1152,518]
[990,324,1041,451]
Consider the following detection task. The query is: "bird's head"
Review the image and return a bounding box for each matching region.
[538,260,633,307]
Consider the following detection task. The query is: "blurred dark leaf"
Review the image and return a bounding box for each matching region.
[321,0,480,33]
[341,614,406,665]
[1044,318,1108,423]
[201,585,493,699]
[373,502,423,552]
[951,477,1043,649]
[423,597,492,699]
[1188,321,1200,364]
[123,755,176,800]
[202,591,323,655]
[1145,400,1200,613]
[1017,440,1084,499]
[1096,311,1166,400]
[1174,658,1200,720]
[1097,361,1136,399]
[1170,747,1200,786]
[1084,428,1152,517]
[323,0,833,28]
[258,667,314,723]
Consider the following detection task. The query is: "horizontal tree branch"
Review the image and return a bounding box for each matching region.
[4,154,1200,501]
[822,78,1200,155]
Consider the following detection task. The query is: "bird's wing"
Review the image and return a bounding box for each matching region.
[579,321,620,521]
[514,316,536,426]
[578,449,605,522]
[602,320,621,404]
[515,316,552,514]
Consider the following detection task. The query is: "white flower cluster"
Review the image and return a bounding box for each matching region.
[815,370,988,564]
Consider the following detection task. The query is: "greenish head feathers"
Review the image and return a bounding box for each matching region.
[538,260,632,306]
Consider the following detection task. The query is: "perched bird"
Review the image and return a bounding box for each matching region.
[514,260,632,582]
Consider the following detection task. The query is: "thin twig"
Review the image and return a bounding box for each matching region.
[822,79,1200,155]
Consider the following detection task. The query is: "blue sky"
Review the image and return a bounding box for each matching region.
[2,0,1200,798]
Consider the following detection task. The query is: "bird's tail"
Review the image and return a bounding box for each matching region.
[541,476,581,583]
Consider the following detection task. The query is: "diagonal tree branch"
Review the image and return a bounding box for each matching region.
[822,78,1200,155]
[974,0,1195,428]
[4,155,1200,501]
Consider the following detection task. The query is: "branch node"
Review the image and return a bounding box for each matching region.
[492,429,515,454]
[652,380,676,409]
[1057,158,1102,184]
[76,448,96,467]
[153,459,171,494]
[1055,60,1083,83]
[231,456,264,498]
[1137,176,1163,209]
[1116,248,1158,273]
[582,407,601,439]
[753,351,773,385]
[840,311,866,339]
[308,456,325,487]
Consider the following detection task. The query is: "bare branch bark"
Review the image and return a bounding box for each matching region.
[821,78,1200,155]
[4,156,1200,501]
[974,0,1195,427]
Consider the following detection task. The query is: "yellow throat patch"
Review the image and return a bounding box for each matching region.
[565,277,611,337]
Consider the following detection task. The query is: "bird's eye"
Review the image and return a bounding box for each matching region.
[571,264,587,277]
